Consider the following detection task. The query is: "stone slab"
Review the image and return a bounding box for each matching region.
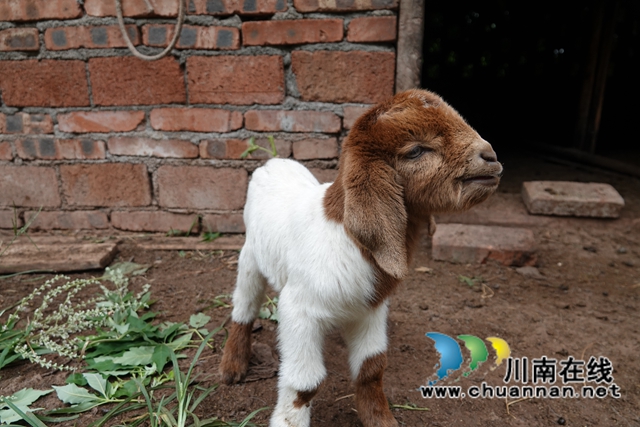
[0,237,118,273]
[522,181,624,218]
[135,235,245,251]
[432,224,537,266]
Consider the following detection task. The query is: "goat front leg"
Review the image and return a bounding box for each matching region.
[343,302,398,427]
[220,246,267,384]
[271,287,326,427]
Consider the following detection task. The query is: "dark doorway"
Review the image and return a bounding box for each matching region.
[420,0,640,162]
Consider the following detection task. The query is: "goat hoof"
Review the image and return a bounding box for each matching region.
[219,358,249,385]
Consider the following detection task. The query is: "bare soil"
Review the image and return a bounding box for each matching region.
[1,151,639,427]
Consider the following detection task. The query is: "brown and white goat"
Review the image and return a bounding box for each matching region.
[219,89,503,427]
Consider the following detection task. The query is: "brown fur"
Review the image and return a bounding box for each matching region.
[293,387,320,409]
[354,353,397,427]
[324,89,502,305]
[219,321,253,385]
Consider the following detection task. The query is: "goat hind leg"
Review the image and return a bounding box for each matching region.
[219,246,267,384]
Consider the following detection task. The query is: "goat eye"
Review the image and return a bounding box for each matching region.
[406,146,429,159]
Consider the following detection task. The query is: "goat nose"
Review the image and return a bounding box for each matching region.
[480,150,498,163]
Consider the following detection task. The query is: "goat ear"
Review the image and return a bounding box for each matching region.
[342,152,408,279]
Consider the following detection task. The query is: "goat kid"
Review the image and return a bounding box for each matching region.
[219,89,503,427]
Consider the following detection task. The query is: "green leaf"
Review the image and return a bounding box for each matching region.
[0,389,52,409]
[66,373,88,387]
[165,332,192,352]
[0,394,48,426]
[52,384,100,405]
[258,306,271,319]
[152,345,172,374]
[83,373,109,399]
[104,262,150,281]
[111,346,155,367]
[189,313,211,329]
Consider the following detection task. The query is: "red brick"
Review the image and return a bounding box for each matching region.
[0,0,82,21]
[142,25,240,50]
[202,213,245,233]
[342,105,371,129]
[432,224,537,266]
[0,210,21,229]
[292,51,395,103]
[0,166,61,208]
[45,25,140,50]
[84,0,179,17]
[0,28,39,51]
[188,0,287,16]
[58,111,145,133]
[0,142,13,160]
[522,181,625,218]
[89,57,186,106]
[0,60,89,107]
[242,19,343,46]
[188,55,284,105]
[16,138,106,160]
[25,210,109,230]
[0,113,53,134]
[61,163,151,207]
[292,138,338,159]
[245,110,340,133]
[111,211,198,232]
[150,108,242,132]
[308,167,338,183]
[108,137,198,158]
[157,166,247,209]
[347,16,396,42]
[199,138,292,159]
[294,0,397,12]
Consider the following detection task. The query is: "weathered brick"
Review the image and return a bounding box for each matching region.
[309,167,338,183]
[16,138,106,160]
[188,0,287,16]
[0,0,82,21]
[157,166,248,209]
[25,210,109,230]
[242,19,343,46]
[60,163,151,207]
[111,211,198,232]
[150,108,242,132]
[292,51,395,103]
[292,138,339,159]
[58,111,145,133]
[84,0,179,17]
[202,213,245,233]
[347,16,396,42]
[245,110,340,133]
[108,137,198,158]
[342,105,371,129]
[0,113,53,134]
[522,181,625,218]
[188,55,284,105]
[0,210,21,229]
[0,166,61,208]
[0,28,39,51]
[432,224,537,266]
[294,0,397,12]
[0,60,89,107]
[89,57,186,106]
[199,138,291,159]
[44,25,140,50]
[142,25,240,50]
[0,142,13,160]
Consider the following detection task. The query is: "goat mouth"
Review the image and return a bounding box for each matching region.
[462,175,500,186]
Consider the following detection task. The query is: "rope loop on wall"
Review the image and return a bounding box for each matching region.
[115,0,185,61]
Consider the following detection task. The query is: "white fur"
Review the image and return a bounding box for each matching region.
[230,159,388,427]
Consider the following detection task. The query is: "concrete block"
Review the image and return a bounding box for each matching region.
[522,181,624,218]
[432,224,537,266]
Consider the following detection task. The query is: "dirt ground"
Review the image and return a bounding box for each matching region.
[1,150,639,427]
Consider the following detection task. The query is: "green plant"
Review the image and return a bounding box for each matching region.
[240,136,278,159]
[457,275,484,287]
[258,296,278,322]
[201,231,221,243]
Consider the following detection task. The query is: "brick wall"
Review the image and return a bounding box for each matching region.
[0,0,398,233]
